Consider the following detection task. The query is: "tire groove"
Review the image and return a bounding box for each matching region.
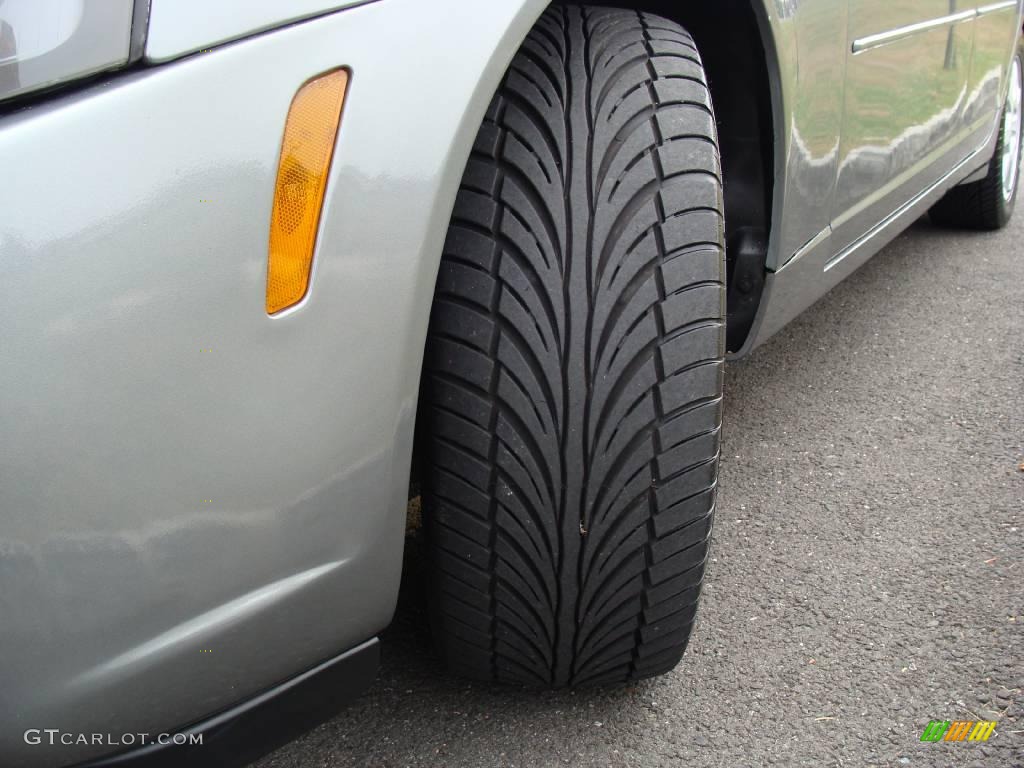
[424,5,722,688]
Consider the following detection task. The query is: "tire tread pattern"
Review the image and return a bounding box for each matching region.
[423,5,724,687]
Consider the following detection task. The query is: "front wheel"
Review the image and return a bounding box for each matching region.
[930,49,1023,229]
[420,6,724,687]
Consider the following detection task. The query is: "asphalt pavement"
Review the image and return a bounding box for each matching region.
[256,211,1023,767]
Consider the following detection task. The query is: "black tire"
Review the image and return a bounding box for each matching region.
[421,6,724,687]
[930,50,1022,230]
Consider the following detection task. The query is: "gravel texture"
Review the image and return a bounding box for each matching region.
[256,212,1023,767]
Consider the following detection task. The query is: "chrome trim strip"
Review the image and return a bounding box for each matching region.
[852,9,976,54]
[976,0,1019,16]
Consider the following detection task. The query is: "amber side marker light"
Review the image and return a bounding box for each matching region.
[266,68,349,314]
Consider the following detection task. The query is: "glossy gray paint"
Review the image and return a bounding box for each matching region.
[738,0,1022,353]
[0,0,545,765]
[0,0,1020,765]
[144,0,379,62]
[752,0,848,272]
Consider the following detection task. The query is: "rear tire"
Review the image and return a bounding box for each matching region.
[421,6,724,687]
[930,50,1022,230]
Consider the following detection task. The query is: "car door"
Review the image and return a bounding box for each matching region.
[963,1,1023,129]
[832,0,975,251]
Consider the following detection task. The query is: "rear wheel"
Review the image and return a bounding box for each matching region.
[930,50,1023,229]
[421,6,724,687]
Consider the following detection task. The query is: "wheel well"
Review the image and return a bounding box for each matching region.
[555,0,775,351]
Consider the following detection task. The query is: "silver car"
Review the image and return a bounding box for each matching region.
[1,0,1021,766]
